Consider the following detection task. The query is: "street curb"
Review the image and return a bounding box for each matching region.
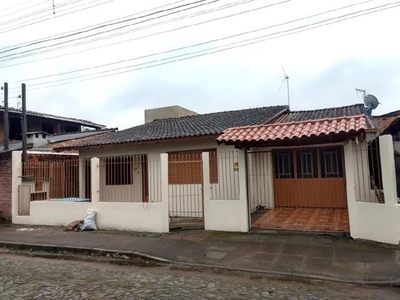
[1,241,399,287]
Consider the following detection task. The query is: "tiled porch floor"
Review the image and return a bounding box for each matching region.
[252,208,350,233]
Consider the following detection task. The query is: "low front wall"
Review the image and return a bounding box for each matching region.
[12,201,169,233]
[204,199,247,232]
[350,202,400,244]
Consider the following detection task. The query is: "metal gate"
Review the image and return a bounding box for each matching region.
[273,147,347,208]
[247,151,274,225]
[168,151,205,229]
[18,185,30,216]
[247,147,348,229]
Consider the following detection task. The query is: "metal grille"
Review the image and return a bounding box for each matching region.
[99,155,160,203]
[247,151,274,224]
[274,151,294,179]
[18,185,30,215]
[210,150,239,200]
[21,158,90,201]
[356,141,384,203]
[168,152,204,228]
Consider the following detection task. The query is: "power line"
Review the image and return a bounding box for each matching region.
[0,0,257,68]
[1,0,44,13]
[8,1,399,93]
[7,0,383,82]
[0,0,188,52]
[0,0,59,27]
[0,0,114,35]
[0,0,291,63]
[0,0,88,29]
[0,0,211,55]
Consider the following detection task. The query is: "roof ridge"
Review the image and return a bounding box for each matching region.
[287,103,365,114]
[149,105,288,123]
[48,128,117,137]
[0,105,105,128]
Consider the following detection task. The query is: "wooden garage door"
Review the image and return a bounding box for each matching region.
[273,147,347,208]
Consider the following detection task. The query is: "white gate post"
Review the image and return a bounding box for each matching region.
[238,149,249,232]
[160,153,170,232]
[90,157,100,203]
[379,135,398,205]
[344,140,358,237]
[202,152,211,230]
[11,151,22,219]
[78,159,85,198]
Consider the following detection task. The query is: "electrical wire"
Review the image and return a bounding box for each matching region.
[0,0,257,68]
[0,0,114,35]
[1,0,47,14]
[8,1,399,93]
[0,0,211,54]
[0,0,89,28]
[0,0,188,52]
[0,0,290,63]
[7,0,385,82]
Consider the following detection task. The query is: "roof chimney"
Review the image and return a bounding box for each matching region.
[26,132,49,148]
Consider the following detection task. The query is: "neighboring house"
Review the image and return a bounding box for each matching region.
[0,105,104,143]
[372,110,400,198]
[0,127,115,221]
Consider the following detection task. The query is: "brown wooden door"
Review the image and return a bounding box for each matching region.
[273,147,347,208]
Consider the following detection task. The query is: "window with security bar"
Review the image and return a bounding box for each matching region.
[274,151,294,179]
[297,150,318,178]
[105,156,133,185]
[320,147,344,178]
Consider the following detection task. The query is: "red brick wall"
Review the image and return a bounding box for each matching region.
[0,152,12,221]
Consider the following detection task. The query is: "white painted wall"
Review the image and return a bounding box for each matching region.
[203,150,249,232]
[12,201,169,232]
[12,153,170,233]
[347,136,400,245]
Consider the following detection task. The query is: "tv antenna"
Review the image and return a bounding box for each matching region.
[279,66,290,109]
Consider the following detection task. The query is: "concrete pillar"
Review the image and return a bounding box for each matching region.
[344,140,359,237]
[202,152,211,229]
[238,149,250,232]
[11,151,22,219]
[160,153,170,232]
[90,157,100,203]
[379,135,398,205]
[78,159,85,199]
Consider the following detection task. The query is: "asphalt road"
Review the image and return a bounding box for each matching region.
[0,253,399,300]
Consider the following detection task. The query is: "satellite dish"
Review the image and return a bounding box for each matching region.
[364,94,380,116]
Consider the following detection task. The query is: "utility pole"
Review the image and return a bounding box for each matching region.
[21,83,27,163]
[3,82,9,150]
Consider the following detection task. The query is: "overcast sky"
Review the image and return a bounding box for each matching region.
[0,0,399,130]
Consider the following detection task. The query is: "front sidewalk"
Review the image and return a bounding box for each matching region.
[0,225,399,284]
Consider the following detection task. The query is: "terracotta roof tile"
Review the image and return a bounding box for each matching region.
[217,115,371,144]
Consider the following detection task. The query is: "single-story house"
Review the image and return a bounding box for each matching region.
[54,105,288,228]
[11,103,400,244]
